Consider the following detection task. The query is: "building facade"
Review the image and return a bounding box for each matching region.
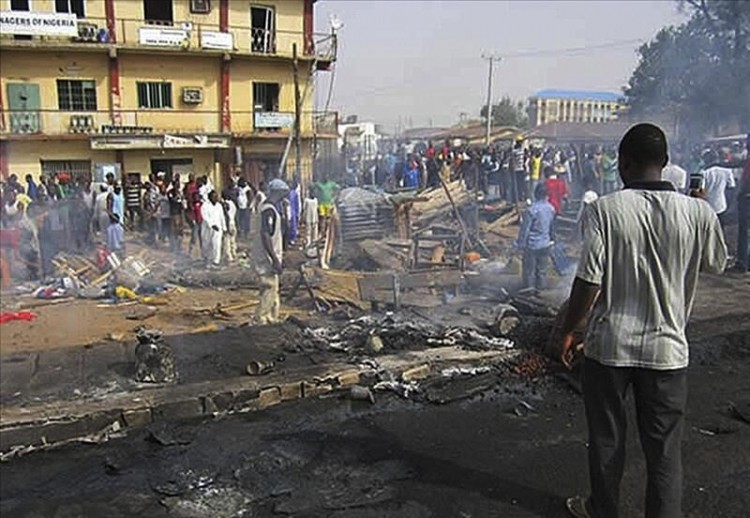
[527,89,622,128]
[0,0,336,189]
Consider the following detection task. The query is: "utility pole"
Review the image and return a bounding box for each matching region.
[292,43,302,182]
[482,53,501,146]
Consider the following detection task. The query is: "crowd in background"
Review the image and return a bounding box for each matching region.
[1,133,747,287]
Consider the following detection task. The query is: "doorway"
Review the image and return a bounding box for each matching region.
[150,158,193,183]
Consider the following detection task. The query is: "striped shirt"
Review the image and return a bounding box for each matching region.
[577,182,727,370]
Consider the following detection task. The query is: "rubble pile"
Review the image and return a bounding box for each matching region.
[302,312,514,354]
[134,327,177,383]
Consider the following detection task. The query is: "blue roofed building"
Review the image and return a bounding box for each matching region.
[527,89,624,127]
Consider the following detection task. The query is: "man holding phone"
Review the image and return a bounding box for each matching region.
[557,124,727,518]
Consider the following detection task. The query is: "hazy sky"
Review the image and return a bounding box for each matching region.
[314,0,687,131]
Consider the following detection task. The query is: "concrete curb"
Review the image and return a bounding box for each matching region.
[0,347,518,457]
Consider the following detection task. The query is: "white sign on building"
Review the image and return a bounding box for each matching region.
[201,31,233,51]
[0,11,78,37]
[254,112,294,129]
[138,27,188,47]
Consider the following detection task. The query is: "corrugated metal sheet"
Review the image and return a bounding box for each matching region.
[336,188,396,243]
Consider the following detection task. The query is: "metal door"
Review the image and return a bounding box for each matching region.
[7,83,41,134]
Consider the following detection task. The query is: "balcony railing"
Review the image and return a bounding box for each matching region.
[0,109,338,137]
[0,16,337,62]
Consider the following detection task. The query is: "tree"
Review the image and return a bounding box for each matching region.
[625,0,750,137]
[480,96,528,129]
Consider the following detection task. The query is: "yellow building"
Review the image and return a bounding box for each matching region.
[527,90,622,128]
[0,0,337,189]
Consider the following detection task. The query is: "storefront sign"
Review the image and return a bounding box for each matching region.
[138,27,188,47]
[0,11,77,37]
[254,112,294,129]
[91,134,230,150]
[201,31,233,51]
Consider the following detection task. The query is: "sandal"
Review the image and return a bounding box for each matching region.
[565,495,592,518]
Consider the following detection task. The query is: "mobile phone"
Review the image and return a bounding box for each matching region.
[689,175,704,191]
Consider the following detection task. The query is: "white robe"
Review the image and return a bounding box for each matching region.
[200,201,226,265]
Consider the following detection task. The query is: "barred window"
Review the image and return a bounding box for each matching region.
[57,80,97,111]
[137,82,172,109]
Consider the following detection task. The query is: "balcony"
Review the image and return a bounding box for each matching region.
[0,16,337,63]
[0,109,339,140]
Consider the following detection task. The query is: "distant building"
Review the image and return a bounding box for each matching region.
[527,90,623,128]
[338,121,383,161]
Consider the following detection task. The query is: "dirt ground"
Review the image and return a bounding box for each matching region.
[1,311,748,518]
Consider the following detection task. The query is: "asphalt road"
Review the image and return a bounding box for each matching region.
[1,317,748,518]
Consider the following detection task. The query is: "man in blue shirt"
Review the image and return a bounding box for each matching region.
[516,183,555,291]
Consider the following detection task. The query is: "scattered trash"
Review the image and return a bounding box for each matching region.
[511,400,537,417]
[373,380,421,399]
[441,366,492,377]
[349,385,375,403]
[134,328,176,383]
[246,360,275,376]
[366,333,384,353]
[0,311,37,325]
[728,402,750,425]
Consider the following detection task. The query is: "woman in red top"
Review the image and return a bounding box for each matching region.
[544,165,568,215]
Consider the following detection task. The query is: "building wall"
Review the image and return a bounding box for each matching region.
[119,53,221,132]
[529,97,621,127]
[4,139,115,177]
[0,0,106,17]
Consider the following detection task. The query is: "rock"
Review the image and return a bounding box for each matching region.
[491,303,521,336]
[366,334,384,353]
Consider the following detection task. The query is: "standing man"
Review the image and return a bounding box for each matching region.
[167,175,184,252]
[222,190,238,263]
[731,135,749,273]
[303,185,319,249]
[661,159,688,193]
[288,179,301,245]
[700,150,736,227]
[511,136,527,204]
[557,124,727,518]
[516,183,555,292]
[25,174,38,201]
[200,190,225,268]
[252,179,288,324]
[236,177,252,240]
[600,149,619,194]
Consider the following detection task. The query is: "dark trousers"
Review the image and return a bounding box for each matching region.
[583,358,687,518]
[522,247,549,290]
[737,195,749,271]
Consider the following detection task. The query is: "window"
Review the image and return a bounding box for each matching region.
[144,0,173,24]
[41,160,92,186]
[56,0,86,18]
[10,0,29,10]
[253,82,279,111]
[57,80,97,111]
[250,5,275,53]
[137,82,172,109]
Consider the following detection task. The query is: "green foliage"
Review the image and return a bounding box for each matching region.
[625,0,750,136]
[480,96,528,129]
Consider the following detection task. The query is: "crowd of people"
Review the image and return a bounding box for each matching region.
[0,168,346,322]
[352,133,748,289]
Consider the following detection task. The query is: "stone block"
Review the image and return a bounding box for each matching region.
[257,387,281,409]
[280,382,302,401]
[122,408,152,428]
[302,381,333,398]
[152,398,203,422]
[202,397,219,415]
[401,364,430,382]
[336,370,361,387]
[210,392,235,411]
[231,388,260,411]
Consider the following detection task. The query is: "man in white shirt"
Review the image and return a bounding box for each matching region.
[701,165,735,224]
[236,178,252,239]
[556,124,726,518]
[200,190,225,268]
[661,162,688,192]
[303,186,319,248]
[222,192,238,263]
[700,152,736,223]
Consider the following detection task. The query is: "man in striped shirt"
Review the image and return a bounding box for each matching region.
[557,124,727,518]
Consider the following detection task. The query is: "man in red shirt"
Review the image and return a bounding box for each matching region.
[183,173,202,256]
[545,165,568,215]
